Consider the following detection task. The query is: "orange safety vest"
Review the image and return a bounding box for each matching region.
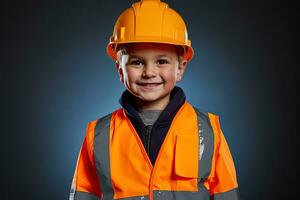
[69,102,239,200]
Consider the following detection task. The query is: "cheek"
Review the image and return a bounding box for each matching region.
[124,69,139,83]
[161,68,177,83]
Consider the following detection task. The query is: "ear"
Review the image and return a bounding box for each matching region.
[115,61,124,83]
[176,59,187,82]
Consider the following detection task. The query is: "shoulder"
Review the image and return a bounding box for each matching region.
[188,104,225,147]
[85,108,125,135]
[185,103,222,132]
[186,103,219,121]
[192,106,223,143]
[88,108,123,124]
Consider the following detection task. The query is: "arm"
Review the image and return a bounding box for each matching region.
[208,114,239,200]
[69,121,102,200]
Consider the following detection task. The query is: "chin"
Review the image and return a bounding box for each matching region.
[139,96,160,102]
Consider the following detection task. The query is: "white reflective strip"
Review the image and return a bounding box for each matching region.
[198,123,205,160]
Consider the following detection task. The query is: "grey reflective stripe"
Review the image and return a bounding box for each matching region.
[153,187,210,200]
[94,113,114,200]
[212,188,240,200]
[117,195,149,200]
[116,188,239,200]
[193,107,214,180]
[116,189,210,200]
[72,191,100,200]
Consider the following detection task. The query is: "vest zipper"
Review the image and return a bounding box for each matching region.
[145,125,152,156]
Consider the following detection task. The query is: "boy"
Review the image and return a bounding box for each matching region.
[69,0,239,199]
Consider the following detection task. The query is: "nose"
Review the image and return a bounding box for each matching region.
[142,64,157,78]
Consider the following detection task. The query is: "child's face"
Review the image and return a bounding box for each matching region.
[116,43,187,110]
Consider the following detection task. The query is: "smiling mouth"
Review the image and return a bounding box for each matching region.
[138,83,163,86]
[137,82,163,89]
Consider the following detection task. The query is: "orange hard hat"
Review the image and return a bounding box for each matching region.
[106,0,194,62]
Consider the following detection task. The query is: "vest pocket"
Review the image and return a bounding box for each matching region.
[175,134,198,178]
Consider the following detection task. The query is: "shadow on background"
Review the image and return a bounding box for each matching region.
[1,0,297,199]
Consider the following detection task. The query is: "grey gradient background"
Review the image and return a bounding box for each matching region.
[1,0,297,199]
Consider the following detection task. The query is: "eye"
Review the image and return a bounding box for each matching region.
[157,59,169,65]
[129,60,143,66]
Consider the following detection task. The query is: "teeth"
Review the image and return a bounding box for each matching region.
[140,83,160,85]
